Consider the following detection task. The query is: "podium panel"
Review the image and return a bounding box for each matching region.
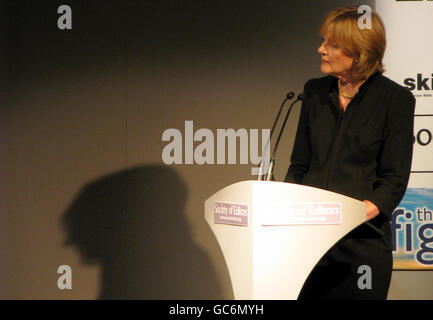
[205,181,366,300]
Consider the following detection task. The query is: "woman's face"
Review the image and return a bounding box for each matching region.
[318,35,355,78]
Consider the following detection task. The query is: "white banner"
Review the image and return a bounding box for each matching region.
[376,0,433,270]
[376,0,433,115]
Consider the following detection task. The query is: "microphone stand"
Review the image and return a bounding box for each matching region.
[264,93,304,181]
[257,91,295,180]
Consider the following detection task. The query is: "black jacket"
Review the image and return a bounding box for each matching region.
[285,72,415,223]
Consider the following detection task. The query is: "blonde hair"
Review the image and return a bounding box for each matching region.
[319,6,386,80]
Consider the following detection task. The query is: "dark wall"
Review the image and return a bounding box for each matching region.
[1,0,373,299]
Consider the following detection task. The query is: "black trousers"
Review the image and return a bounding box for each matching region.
[298,218,393,300]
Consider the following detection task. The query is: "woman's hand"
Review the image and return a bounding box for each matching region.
[363,200,380,221]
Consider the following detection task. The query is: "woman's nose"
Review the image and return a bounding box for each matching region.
[318,43,326,55]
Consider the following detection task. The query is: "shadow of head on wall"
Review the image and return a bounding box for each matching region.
[61,165,223,299]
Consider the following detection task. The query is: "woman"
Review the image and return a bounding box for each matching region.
[285,7,415,299]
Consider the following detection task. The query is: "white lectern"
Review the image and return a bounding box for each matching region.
[204,181,366,300]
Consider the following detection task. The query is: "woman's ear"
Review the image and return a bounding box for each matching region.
[355,53,361,64]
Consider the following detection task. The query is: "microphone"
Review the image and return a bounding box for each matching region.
[257,91,295,180]
[263,93,304,181]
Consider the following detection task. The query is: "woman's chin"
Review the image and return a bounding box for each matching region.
[320,64,332,75]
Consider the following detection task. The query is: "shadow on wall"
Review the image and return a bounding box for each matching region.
[61,165,224,299]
